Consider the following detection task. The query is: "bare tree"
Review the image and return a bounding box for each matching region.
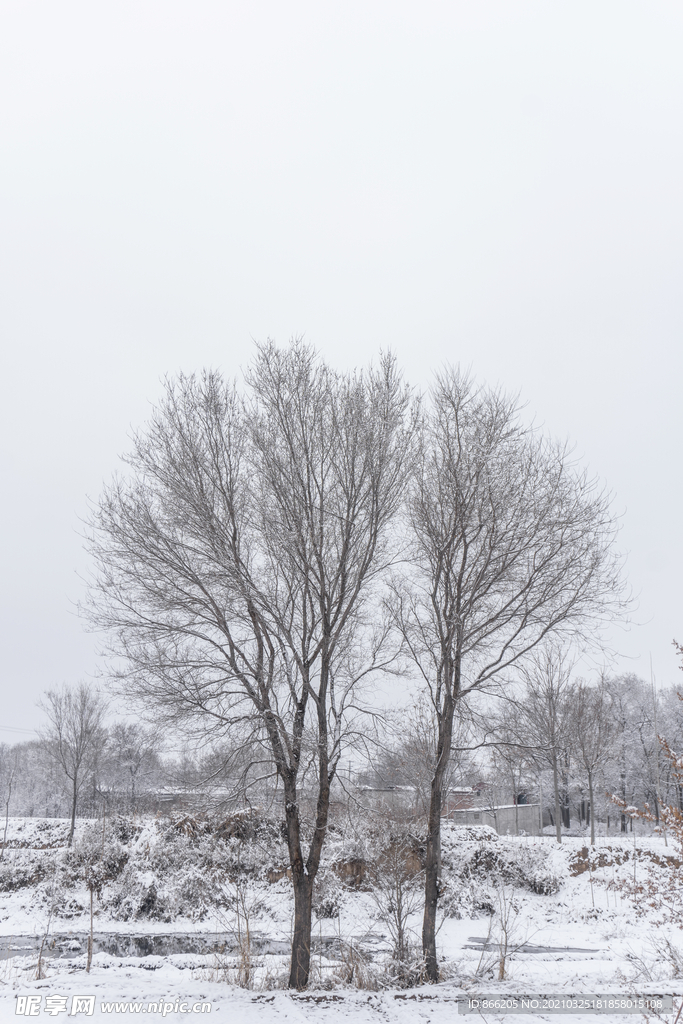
[571,676,615,845]
[517,649,575,842]
[107,723,162,813]
[485,712,537,836]
[0,744,19,859]
[658,685,683,810]
[604,675,640,832]
[365,695,475,820]
[628,680,662,824]
[370,827,423,980]
[85,341,414,989]
[38,683,109,846]
[396,368,626,981]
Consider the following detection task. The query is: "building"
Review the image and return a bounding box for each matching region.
[448,801,542,835]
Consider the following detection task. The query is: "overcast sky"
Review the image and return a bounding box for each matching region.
[1,1,681,735]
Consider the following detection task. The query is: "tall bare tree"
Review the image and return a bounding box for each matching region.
[396,368,626,981]
[38,683,109,846]
[85,341,414,989]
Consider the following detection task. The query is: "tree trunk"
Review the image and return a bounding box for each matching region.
[423,774,443,982]
[422,701,454,983]
[68,774,78,848]
[1,768,14,860]
[283,786,314,990]
[552,756,562,844]
[289,872,314,990]
[588,771,595,847]
[283,736,331,990]
[561,757,570,829]
[513,771,519,835]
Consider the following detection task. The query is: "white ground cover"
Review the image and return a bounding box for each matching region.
[1,817,682,1020]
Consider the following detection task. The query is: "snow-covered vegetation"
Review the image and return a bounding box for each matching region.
[0,816,564,933]
[1,813,683,1019]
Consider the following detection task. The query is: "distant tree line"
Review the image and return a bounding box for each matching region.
[357,664,683,846]
[5,666,682,844]
[0,683,275,838]
[483,660,683,844]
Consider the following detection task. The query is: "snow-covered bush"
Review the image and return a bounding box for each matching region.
[369,829,424,980]
[65,821,129,887]
[312,866,344,919]
[88,812,290,922]
[439,821,565,909]
[0,851,50,892]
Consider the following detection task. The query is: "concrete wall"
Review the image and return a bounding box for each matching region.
[449,802,541,836]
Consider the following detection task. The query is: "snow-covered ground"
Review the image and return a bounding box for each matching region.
[1,817,682,1020]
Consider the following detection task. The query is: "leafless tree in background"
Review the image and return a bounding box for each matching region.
[38,683,109,846]
[396,368,626,981]
[485,711,536,836]
[571,676,615,846]
[629,682,661,825]
[658,686,683,810]
[517,648,575,842]
[85,341,414,989]
[0,745,19,859]
[107,723,163,813]
[604,675,641,832]
[364,695,476,820]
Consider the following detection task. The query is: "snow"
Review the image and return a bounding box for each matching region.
[1,817,683,1020]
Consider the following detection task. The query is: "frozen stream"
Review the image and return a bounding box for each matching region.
[0,930,606,965]
[0,930,389,962]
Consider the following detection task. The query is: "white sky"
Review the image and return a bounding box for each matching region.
[1,1,682,733]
